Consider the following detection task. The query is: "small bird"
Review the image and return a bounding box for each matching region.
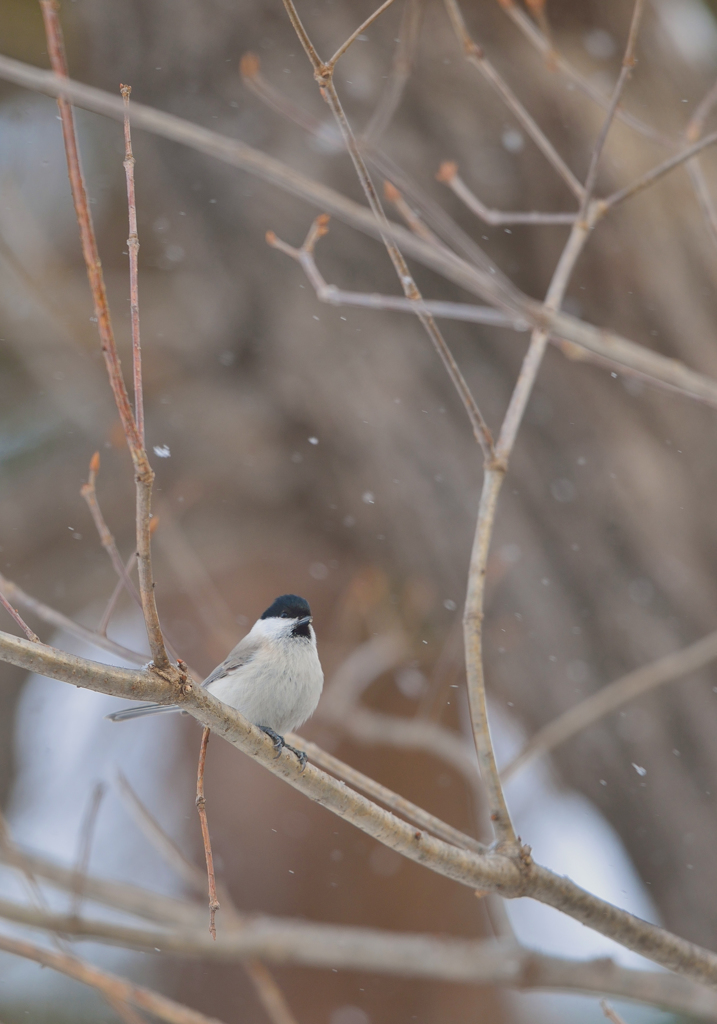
[107,594,323,767]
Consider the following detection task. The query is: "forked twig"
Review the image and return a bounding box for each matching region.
[281,3,497,464]
[327,0,399,67]
[579,0,645,216]
[443,0,584,200]
[39,0,172,675]
[196,726,220,939]
[502,627,717,781]
[3,55,717,406]
[496,0,673,147]
[266,217,526,329]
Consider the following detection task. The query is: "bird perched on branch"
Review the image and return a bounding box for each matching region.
[107,594,323,767]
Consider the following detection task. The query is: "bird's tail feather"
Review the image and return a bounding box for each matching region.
[106,703,180,722]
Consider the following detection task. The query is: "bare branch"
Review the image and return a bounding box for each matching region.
[0,571,147,665]
[496,0,673,147]
[443,0,584,200]
[463,200,600,847]
[383,179,443,246]
[121,84,144,447]
[601,1000,629,1024]
[196,727,220,939]
[0,932,227,1024]
[2,897,717,1020]
[266,219,527,328]
[604,129,717,210]
[0,843,203,927]
[289,735,485,854]
[436,162,577,225]
[71,781,106,919]
[2,54,717,406]
[327,0,399,68]
[502,628,717,782]
[4,629,717,981]
[362,0,423,144]
[0,586,41,644]
[267,56,498,462]
[81,452,143,611]
[244,960,301,1024]
[579,0,646,215]
[38,2,172,674]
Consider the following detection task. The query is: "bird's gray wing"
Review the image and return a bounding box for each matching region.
[201,633,261,687]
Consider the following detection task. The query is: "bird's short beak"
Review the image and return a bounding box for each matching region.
[296,615,312,627]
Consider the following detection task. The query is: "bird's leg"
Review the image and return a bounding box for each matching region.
[258,726,307,770]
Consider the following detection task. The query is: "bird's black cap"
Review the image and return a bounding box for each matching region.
[261,594,311,620]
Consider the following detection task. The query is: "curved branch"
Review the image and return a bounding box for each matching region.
[3,630,717,984]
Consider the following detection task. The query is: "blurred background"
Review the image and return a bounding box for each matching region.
[2,0,717,1021]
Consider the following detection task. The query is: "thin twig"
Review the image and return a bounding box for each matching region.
[604,129,717,210]
[244,960,301,1024]
[579,0,646,217]
[196,727,220,939]
[99,549,137,635]
[0,571,145,664]
[281,0,496,460]
[71,781,106,919]
[38,2,171,674]
[501,628,717,781]
[116,770,239,918]
[436,162,577,225]
[322,104,496,459]
[153,508,238,654]
[496,0,673,147]
[0,933,227,1024]
[601,1001,629,1024]
[121,84,144,447]
[685,78,717,251]
[0,842,203,927]
[443,0,585,200]
[362,0,423,144]
[4,55,717,405]
[240,52,324,136]
[327,0,399,68]
[81,452,143,610]
[266,220,526,328]
[0,586,41,643]
[460,0,647,842]
[383,179,443,245]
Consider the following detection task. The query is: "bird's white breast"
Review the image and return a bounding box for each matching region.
[206,632,323,734]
